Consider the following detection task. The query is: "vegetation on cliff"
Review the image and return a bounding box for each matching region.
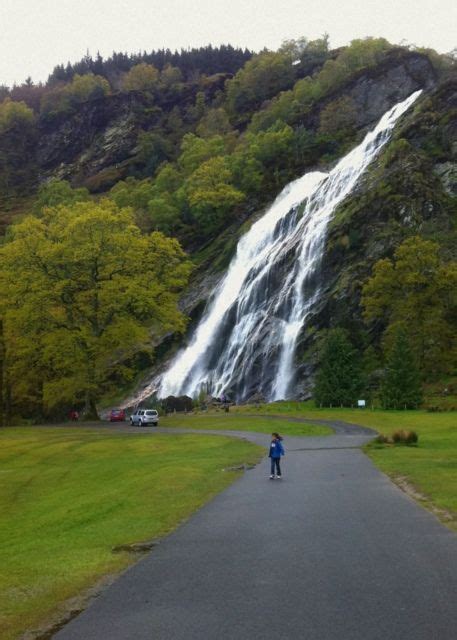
[0,35,456,417]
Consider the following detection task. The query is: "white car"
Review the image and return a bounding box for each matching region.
[130,409,159,426]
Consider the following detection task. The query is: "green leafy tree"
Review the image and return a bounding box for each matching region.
[185,157,245,236]
[33,178,90,214]
[229,149,264,196]
[40,74,110,116]
[248,37,392,135]
[0,199,191,419]
[361,345,383,404]
[338,37,392,72]
[242,121,295,190]
[0,319,4,426]
[362,236,457,378]
[178,133,227,175]
[165,106,185,143]
[159,64,184,100]
[196,108,233,138]
[109,177,155,211]
[66,73,110,103]
[154,163,183,193]
[225,50,296,119]
[186,91,206,123]
[380,327,423,409]
[147,196,181,235]
[133,131,173,176]
[121,63,159,92]
[319,96,357,138]
[0,98,37,196]
[279,36,330,73]
[314,329,363,407]
[0,98,35,132]
[244,122,294,167]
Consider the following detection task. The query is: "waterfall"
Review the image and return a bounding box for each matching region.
[134,90,421,404]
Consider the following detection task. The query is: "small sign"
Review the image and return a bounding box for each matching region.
[357,400,366,407]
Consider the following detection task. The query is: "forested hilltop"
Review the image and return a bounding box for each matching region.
[0,37,456,420]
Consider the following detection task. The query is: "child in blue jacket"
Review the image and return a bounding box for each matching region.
[269,432,285,479]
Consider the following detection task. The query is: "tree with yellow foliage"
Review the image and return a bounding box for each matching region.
[362,236,457,378]
[121,63,159,93]
[0,199,191,419]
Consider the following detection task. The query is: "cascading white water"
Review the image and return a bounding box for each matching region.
[133,90,422,404]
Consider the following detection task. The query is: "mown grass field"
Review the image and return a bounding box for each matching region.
[161,412,332,436]
[2,407,456,638]
[0,426,263,640]
[363,413,457,527]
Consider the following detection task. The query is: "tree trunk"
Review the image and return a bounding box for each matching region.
[84,391,99,421]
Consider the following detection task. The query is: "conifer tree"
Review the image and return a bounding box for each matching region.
[380,327,422,409]
[314,328,362,407]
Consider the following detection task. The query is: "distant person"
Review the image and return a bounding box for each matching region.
[69,410,79,421]
[269,432,285,479]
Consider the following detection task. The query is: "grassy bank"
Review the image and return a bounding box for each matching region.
[161,412,332,436]
[365,417,457,529]
[0,427,263,640]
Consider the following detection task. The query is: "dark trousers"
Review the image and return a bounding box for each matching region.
[270,457,281,476]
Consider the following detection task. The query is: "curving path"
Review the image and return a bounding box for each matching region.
[54,420,457,640]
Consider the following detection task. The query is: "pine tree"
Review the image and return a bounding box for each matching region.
[314,328,363,407]
[380,327,423,409]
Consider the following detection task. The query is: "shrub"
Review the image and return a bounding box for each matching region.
[374,430,419,446]
[391,430,419,445]
[404,430,419,445]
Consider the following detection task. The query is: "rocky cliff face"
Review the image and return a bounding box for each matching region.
[170,52,442,318]
[9,47,453,401]
[290,78,457,397]
[34,73,229,192]
[37,92,152,189]
[34,50,437,195]
[305,49,437,130]
[147,57,454,401]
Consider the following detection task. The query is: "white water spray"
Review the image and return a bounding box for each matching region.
[133,91,421,404]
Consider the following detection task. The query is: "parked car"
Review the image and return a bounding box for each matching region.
[110,408,126,422]
[130,409,159,427]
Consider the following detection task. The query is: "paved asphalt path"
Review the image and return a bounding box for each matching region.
[54,420,457,640]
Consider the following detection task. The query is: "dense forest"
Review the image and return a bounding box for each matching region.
[0,37,456,420]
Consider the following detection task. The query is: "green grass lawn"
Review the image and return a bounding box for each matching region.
[364,416,457,529]
[2,408,455,637]
[0,427,263,640]
[161,412,332,436]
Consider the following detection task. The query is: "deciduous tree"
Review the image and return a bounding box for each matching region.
[0,200,191,418]
[362,236,457,378]
[121,63,159,93]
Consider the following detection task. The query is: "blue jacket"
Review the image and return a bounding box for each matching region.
[269,438,285,458]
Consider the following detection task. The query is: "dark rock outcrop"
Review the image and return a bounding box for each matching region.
[36,92,155,189]
[291,78,457,397]
[304,49,437,131]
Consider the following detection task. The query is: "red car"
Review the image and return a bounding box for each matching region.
[109,409,126,422]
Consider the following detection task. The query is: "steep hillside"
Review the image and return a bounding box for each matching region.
[1,37,456,412]
[294,78,457,395]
